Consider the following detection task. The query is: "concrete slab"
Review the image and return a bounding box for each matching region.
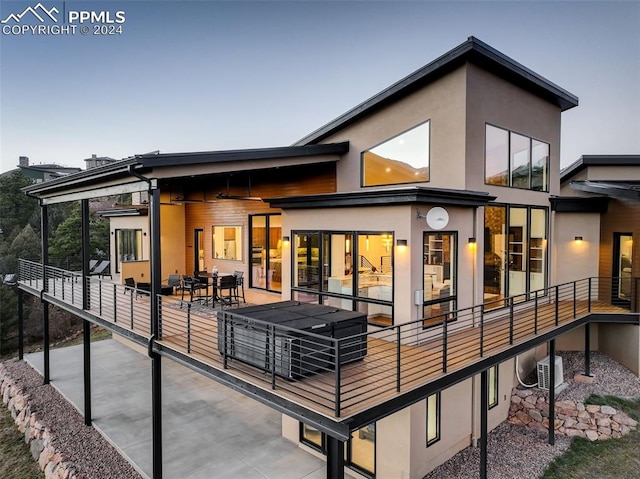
[26,339,331,479]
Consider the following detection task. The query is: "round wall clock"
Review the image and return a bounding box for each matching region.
[426,207,449,230]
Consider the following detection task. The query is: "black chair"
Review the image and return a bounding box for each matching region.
[123,277,137,297]
[233,270,245,303]
[182,275,207,302]
[218,275,238,308]
[163,274,181,295]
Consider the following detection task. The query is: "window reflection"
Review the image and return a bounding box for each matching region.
[510,133,530,189]
[531,140,549,191]
[485,125,509,186]
[362,121,430,187]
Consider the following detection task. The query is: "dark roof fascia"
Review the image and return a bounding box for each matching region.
[295,36,578,146]
[570,181,640,201]
[138,142,350,168]
[550,196,609,213]
[560,155,640,183]
[95,207,149,217]
[21,158,140,197]
[267,187,496,210]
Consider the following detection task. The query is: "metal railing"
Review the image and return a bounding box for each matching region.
[17,259,639,419]
[18,259,152,338]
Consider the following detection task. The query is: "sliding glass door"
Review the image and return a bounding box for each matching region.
[249,214,282,292]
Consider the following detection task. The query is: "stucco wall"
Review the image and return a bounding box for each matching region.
[552,212,600,285]
[599,324,640,375]
[320,65,468,192]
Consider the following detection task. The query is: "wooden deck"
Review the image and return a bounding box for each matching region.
[17,264,636,424]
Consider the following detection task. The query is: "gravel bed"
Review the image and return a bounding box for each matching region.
[2,360,142,479]
[423,351,640,479]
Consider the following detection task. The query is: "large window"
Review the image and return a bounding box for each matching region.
[115,229,142,273]
[300,423,376,477]
[426,392,441,446]
[423,232,456,327]
[293,231,393,326]
[362,121,430,187]
[483,205,547,305]
[212,225,242,261]
[485,124,549,192]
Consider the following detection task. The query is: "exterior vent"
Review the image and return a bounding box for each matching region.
[537,355,564,390]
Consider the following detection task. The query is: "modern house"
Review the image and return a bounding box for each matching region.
[0,156,81,182]
[15,37,639,479]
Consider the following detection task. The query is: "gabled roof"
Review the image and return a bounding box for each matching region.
[295,36,579,146]
[560,155,640,183]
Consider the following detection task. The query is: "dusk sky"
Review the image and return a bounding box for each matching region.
[1,0,638,174]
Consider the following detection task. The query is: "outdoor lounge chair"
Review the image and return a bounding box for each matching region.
[90,260,112,278]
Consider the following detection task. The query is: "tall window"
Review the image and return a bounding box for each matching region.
[423,232,457,327]
[489,365,499,409]
[483,206,547,305]
[485,124,549,192]
[292,231,394,326]
[362,121,430,187]
[115,229,142,273]
[426,392,441,446]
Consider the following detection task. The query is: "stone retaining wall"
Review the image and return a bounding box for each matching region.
[508,387,638,441]
[0,363,80,479]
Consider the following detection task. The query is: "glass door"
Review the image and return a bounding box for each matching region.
[612,233,633,306]
[249,214,282,292]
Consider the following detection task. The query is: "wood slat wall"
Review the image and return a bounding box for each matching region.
[182,164,336,276]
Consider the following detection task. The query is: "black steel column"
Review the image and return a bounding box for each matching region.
[41,202,50,384]
[149,186,163,479]
[548,339,556,445]
[480,370,488,479]
[326,435,345,479]
[584,323,591,377]
[18,289,24,360]
[81,199,92,426]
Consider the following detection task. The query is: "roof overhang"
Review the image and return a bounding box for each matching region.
[267,186,495,210]
[560,155,640,184]
[138,142,349,168]
[569,181,640,201]
[550,196,609,213]
[295,36,578,146]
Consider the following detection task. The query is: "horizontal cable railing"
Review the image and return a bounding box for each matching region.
[17,259,151,339]
[17,259,637,419]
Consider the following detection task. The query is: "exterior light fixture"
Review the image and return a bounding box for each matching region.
[396,239,408,247]
[282,236,290,245]
[574,236,583,242]
[468,237,477,248]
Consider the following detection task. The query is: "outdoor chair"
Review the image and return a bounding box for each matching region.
[233,270,246,303]
[90,260,112,278]
[218,275,239,308]
[181,275,207,302]
[123,277,136,296]
[163,274,181,295]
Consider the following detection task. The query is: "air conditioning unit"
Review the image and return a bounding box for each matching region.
[537,355,564,390]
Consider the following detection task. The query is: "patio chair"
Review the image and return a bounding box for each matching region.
[163,274,181,295]
[91,260,112,278]
[218,275,239,308]
[182,275,207,302]
[124,277,136,295]
[233,270,246,303]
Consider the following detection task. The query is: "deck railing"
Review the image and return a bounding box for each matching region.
[17,259,639,418]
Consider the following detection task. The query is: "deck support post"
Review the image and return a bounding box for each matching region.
[548,339,556,445]
[18,289,24,360]
[584,323,591,377]
[149,185,163,479]
[326,435,345,479]
[480,369,488,479]
[41,202,50,384]
[81,199,92,426]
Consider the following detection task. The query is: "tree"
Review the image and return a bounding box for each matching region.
[0,171,38,239]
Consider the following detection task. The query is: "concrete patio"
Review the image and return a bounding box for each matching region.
[26,339,342,479]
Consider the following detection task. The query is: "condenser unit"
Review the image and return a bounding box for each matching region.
[537,355,564,390]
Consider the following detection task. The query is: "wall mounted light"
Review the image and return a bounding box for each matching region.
[468,237,477,248]
[396,239,408,248]
[282,236,290,245]
[574,236,583,242]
